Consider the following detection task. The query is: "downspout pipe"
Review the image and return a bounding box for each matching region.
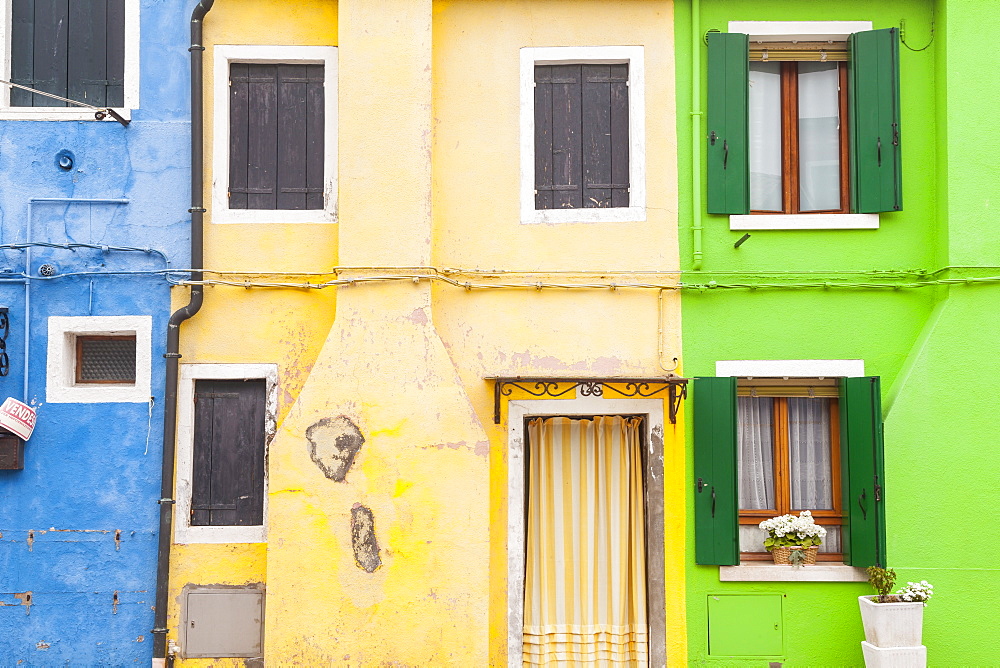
[691,0,704,270]
[152,0,214,661]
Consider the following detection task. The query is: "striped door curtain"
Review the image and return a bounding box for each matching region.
[523,416,648,666]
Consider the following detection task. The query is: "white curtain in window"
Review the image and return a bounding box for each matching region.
[737,397,774,510]
[788,398,833,509]
[523,416,647,667]
[749,62,783,211]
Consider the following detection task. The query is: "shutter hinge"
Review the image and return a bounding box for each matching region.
[163,352,182,359]
[874,475,882,502]
[157,498,175,505]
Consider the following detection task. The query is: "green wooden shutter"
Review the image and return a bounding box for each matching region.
[694,376,739,565]
[839,377,887,567]
[706,32,749,215]
[849,28,902,213]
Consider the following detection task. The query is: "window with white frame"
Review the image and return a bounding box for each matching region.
[520,46,645,225]
[212,45,337,224]
[174,364,277,544]
[707,21,902,230]
[46,315,151,403]
[1,0,140,120]
[694,360,887,580]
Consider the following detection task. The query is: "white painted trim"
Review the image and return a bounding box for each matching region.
[720,563,868,582]
[729,20,873,42]
[174,363,278,544]
[730,213,879,230]
[506,397,665,668]
[211,45,338,224]
[45,316,151,403]
[716,359,865,378]
[520,46,646,225]
[0,0,139,120]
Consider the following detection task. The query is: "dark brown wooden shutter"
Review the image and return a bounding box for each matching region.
[534,64,629,211]
[230,63,324,211]
[11,0,125,108]
[191,380,266,527]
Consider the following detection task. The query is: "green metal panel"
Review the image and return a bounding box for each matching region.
[706,32,750,215]
[840,377,887,567]
[850,28,902,213]
[693,377,739,565]
[708,594,783,656]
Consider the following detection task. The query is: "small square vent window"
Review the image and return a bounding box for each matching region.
[76,335,137,384]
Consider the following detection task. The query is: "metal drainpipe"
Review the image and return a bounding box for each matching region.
[152,0,214,661]
[691,0,704,270]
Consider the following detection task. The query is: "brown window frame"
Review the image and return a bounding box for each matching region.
[74,334,137,385]
[750,61,851,215]
[738,396,844,562]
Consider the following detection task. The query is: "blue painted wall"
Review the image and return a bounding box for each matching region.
[0,1,193,662]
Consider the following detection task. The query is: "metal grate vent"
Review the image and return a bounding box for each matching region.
[76,336,136,384]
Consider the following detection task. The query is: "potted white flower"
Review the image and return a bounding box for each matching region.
[859,566,933,667]
[758,510,826,566]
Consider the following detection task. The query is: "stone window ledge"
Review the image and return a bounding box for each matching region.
[720,563,868,582]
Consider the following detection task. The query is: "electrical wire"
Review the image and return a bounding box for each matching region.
[0,242,170,263]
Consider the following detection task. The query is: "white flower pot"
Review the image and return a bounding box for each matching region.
[861,641,926,668]
[858,595,924,648]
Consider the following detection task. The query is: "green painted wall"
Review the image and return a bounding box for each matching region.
[677,0,997,664]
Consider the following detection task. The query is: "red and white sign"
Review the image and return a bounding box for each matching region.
[0,398,36,441]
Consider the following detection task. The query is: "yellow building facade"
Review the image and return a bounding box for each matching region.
[166,0,683,664]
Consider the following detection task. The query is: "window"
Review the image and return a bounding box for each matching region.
[707,23,900,229]
[175,364,276,544]
[46,315,151,403]
[75,334,136,384]
[228,63,324,211]
[212,46,337,224]
[735,380,843,561]
[749,60,848,214]
[1,0,139,119]
[693,364,886,569]
[520,46,645,224]
[533,64,630,211]
[191,379,266,527]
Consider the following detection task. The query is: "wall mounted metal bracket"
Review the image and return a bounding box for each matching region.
[488,375,689,425]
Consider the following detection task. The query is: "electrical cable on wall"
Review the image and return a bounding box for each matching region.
[0,78,130,125]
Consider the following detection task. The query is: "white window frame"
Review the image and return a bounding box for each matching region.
[46,315,151,403]
[0,0,140,121]
[506,397,665,668]
[715,358,868,582]
[211,45,338,224]
[174,363,278,544]
[727,20,878,231]
[520,46,646,225]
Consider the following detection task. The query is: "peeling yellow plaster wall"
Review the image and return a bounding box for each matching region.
[431,0,684,663]
[166,1,338,663]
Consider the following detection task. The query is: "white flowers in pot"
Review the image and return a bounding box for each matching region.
[759,510,827,566]
[860,567,935,667]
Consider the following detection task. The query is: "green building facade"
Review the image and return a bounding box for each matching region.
[676,0,997,664]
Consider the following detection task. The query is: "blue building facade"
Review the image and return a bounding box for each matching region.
[0,0,192,661]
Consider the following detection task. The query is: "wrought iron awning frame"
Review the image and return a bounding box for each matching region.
[488,375,688,425]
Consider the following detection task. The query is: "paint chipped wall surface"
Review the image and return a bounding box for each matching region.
[0,0,191,662]
[168,0,683,664]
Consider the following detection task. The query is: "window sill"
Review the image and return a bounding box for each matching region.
[173,524,266,544]
[211,208,337,225]
[521,206,646,225]
[730,213,879,230]
[0,108,133,122]
[720,562,868,582]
